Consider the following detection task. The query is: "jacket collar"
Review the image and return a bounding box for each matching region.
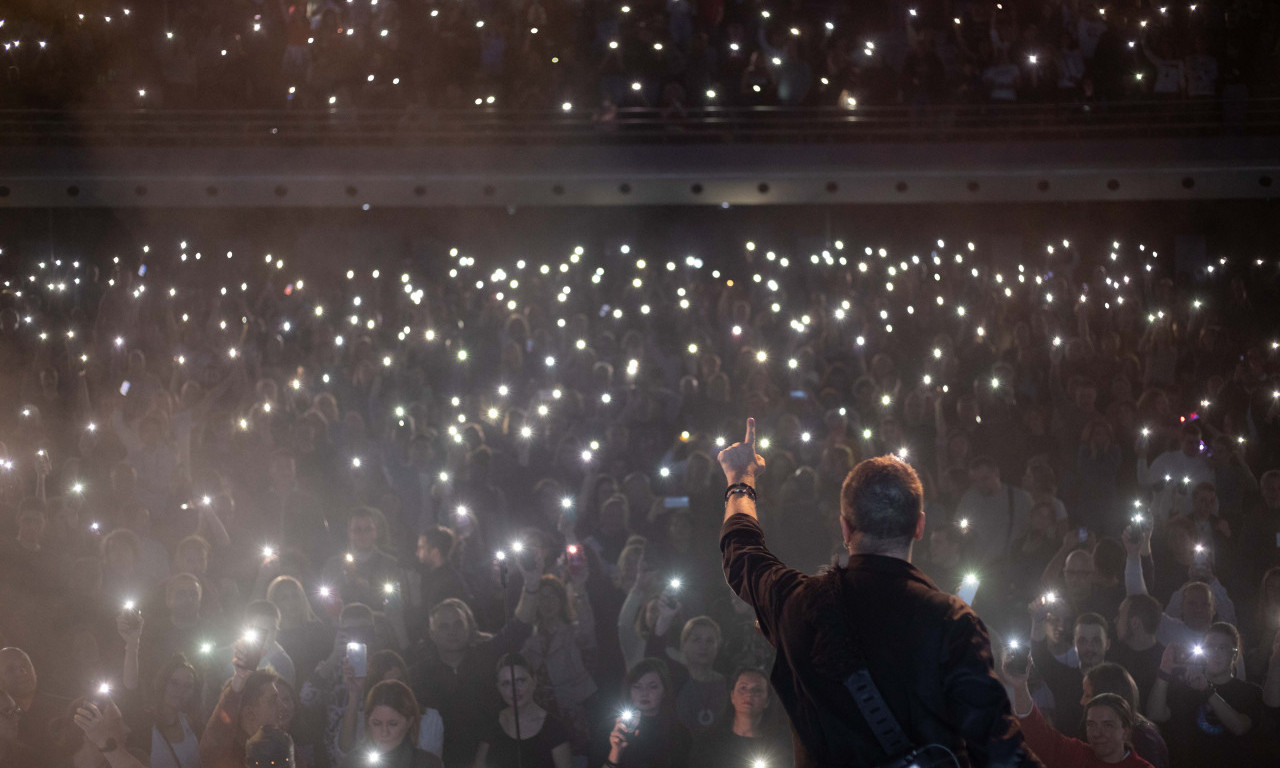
[842,554,939,592]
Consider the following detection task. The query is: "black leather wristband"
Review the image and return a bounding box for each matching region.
[725,483,757,502]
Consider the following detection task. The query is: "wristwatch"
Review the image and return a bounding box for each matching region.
[100,737,120,753]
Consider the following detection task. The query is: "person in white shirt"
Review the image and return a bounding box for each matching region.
[1136,423,1212,523]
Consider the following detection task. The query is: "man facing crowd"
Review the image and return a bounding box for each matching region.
[717,418,1043,768]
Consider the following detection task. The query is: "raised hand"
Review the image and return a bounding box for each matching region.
[717,417,766,486]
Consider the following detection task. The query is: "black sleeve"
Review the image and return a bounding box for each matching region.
[1029,639,1081,702]
[1220,681,1264,734]
[540,714,572,749]
[719,513,807,645]
[669,722,693,768]
[944,612,1045,768]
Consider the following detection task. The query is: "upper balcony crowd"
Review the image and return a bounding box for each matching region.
[1,1,1276,121]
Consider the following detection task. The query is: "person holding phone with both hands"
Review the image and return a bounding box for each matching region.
[1145,624,1263,767]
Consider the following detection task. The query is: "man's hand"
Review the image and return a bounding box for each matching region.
[717,418,765,486]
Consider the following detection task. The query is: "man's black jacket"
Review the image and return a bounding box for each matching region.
[721,513,1042,768]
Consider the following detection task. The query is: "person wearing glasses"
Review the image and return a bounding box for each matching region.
[1146,623,1262,767]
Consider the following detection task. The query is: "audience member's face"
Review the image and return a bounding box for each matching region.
[1043,612,1068,645]
[348,516,378,552]
[163,668,197,710]
[429,607,470,653]
[1073,624,1108,670]
[629,671,665,716]
[167,580,202,622]
[1063,552,1095,601]
[1084,704,1128,763]
[681,625,720,668]
[1200,632,1236,676]
[535,584,562,623]
[730,671,769,719]
[0,649,37,699]
[497,664,533,709]
[367,704,410,751]
[1181,587,1213,631]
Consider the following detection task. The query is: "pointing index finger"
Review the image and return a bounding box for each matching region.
[745,417,756,451]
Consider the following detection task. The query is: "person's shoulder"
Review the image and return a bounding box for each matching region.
[413,748,444,768]
[540,710,572,743]
[1221,677,1264,699]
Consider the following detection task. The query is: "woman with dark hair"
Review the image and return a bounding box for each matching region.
[689,667,791,768]
[338,680,442,768]
[1081,664,1168,768]
[474,653,571,768]
[591,657,691,768]
[1147,623,1262,767]
[1006,655,1153,767]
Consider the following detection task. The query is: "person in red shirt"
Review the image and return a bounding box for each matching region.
[1004,654,1153,767]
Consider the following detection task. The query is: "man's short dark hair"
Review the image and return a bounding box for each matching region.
[1121,594,1162,635]
[840,456,923,544]
[1074,612,1109,638]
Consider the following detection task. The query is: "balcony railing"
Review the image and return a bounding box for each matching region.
[1,99,1278,147]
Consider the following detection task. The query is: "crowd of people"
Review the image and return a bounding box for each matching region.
[0,218,1278,768]
[2,1,1278,117]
